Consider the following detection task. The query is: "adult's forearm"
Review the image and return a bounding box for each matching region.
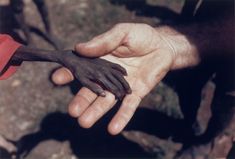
[156,16,234,70]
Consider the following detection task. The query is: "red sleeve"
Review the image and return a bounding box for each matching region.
[0,34,22,80]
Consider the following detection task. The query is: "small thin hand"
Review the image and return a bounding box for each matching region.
[57,50,131,99]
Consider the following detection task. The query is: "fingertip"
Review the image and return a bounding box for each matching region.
[51,68,74,85]
[68,87,97,118]
[75,43,86,53]
[121,68,128,76]
[68,102,80,118]
[75,42,101,57]
[108,123,122,135]
[83,80,106,97]
[124,83,131,94]
[75,43,80,51]
[112,64,127,76]
[78,115,93,129]
[113,72,131,94]
[121,69,128,76]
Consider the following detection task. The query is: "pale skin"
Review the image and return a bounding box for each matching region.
[51,23,199,135]
[52,19,233,135]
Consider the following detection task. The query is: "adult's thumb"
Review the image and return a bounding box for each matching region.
[75,24,130,57]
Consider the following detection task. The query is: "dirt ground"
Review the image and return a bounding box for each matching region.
[0,0,234,159]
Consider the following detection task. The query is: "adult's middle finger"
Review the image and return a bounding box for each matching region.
[68,87,97,118]
[78,91,117,128]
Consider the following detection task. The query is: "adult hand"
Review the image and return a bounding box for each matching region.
[52,23,198,135]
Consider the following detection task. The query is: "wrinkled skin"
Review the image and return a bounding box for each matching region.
[52,23,183,135]
[52,19,233,138]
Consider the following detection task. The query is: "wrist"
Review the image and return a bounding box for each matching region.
[155,26,200,70]
[57,50,78,73]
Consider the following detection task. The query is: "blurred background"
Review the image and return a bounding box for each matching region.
[0,0,234,159]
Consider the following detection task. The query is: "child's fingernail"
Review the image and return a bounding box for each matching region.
[100,92,106,97]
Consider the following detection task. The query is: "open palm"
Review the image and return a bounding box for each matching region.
[98,48,173,134]
[52,23,185,135]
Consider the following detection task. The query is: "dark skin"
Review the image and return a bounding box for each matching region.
[11,47,131,99]
[10,0,61,49]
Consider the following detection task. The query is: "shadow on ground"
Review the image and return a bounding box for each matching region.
[1,0,234,158]
[0,3,58,47]
[16,111,153,159]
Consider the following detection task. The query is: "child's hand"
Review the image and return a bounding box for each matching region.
[58,50,131,99]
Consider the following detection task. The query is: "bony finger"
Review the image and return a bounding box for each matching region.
[83,80,106,97]
[95,75,121,99]
[106,74,125,100]
[68,87,97,118]
[108,94,141,135]
[112,71,132,94]
[51,67,74,85]
[111,63,127,76]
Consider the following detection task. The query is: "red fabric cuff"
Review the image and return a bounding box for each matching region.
[0,34,22,80]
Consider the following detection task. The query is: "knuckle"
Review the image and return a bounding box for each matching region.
[121,95,141,116]
[120,112,132,122]
[140,23,151,28]
[96,72,103,79]
[103,70,110,76]
[114,23,130,30]
[86,69,95,76]
[93,105,104,115]
[117,111,133,126]
[124,105,136,118]
[114,23,123,29]
[100,67,108,73]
